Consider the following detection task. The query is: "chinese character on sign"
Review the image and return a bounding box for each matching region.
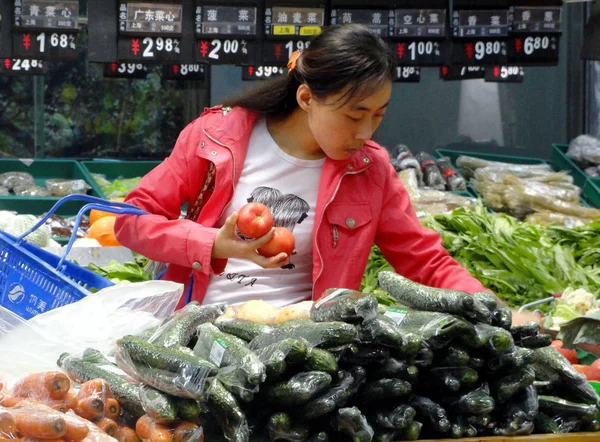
[544,11,554,22]
[293,12,302,24]
[30,5,40,16]
[145,10,155,21]
[490,15,500,26]
[46,6,56,17]
[156,10,165,21]
[30,295,38,305]
[416,15,426,24]
[429,13,439,24]
[403,15,413,25]
[277,12,288,23]
[37,300,47,312]
[62,8,72,18]
[521,10,531,22]
[239,9,249,22]
[166,11,175,21]
[342,12,352,24]
[134,9,144,20]
[207,9,218,21]
[307,12,318,24]
[468,15,477,26]
[120,11,127,19]
[372,13,382,25]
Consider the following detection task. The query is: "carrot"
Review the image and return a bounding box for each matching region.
[76,381,111,402]
[62,413,89,442]
[0,410,17,437]
[11,409,67,439]
[64,392,78,412]
[135,416,172,442]
[12,373,70,400]
[94,419,117,438]
[103,400,119,421]
[116,426,140,442]
[0,397,23,408]
[74,398,104,421]
[172,422,201,442]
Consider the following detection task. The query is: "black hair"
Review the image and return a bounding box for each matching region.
[222,24,395,115]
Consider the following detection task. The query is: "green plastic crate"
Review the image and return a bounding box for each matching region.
[584,178,600,208]
[0,159,101,215]
[80,159,161,199]
[550,144,590,189]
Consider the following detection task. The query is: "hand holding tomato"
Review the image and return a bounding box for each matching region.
[236,203,274,239]
[257,227,295,258]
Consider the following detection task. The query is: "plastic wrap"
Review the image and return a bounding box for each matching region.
[397,169,420,199]
[45,179,91,197]
[265,371,332,407]
[330,407,374,442]
[526,211,591,228]
[585,166,600,177]
[436,157,467,191]
[267,412,310,442]
[0,172,35,190]
[13,185,52,196]
[253,338,308,379]
[567,134,600,166]
[0,187,8,196]
[456,155,553,179]
[416,152,446,190]
[390,144,424,186]
[311,289,378,323]
[136,414,204,442]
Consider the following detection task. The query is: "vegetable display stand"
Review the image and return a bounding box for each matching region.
[80,159,161,199]
[0,194,146,319]
[550,144,590,190]
[418,433,600,441]
[0,158,102,215]
[583,178,600,208]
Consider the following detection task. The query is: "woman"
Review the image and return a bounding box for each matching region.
[115,24,536,323]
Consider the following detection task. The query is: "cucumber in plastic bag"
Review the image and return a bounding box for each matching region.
[311,289,378,323]
[330,407,374,442]
[266,371,332,407]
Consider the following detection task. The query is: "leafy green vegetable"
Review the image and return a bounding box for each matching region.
[88,259,152,283]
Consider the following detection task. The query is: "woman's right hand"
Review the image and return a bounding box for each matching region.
[211,212,289,268]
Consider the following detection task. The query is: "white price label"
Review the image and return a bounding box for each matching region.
[36,33,76,52]
[284,40,310,59]
[407,41,438,60]
[210,339,228,366]
[141,37,180,58]
[254,66,285,77]
[523,36,550,55]
[208,39,247,60]
[474,41,503,60]
[384,308,409,325]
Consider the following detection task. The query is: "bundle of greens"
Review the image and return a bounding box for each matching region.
[87,254,152,284]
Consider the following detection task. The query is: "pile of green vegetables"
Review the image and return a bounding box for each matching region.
[92,174,143,199]
[87,254,152,284]
[362,206,600,309]
[57,273,600,441]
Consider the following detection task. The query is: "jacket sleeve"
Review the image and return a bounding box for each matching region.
[114,120,227,275]
[374,162,488,294]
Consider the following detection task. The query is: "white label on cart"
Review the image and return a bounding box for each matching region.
[314,288,347,309]
[384,308,409,325]
[210,338,228,366]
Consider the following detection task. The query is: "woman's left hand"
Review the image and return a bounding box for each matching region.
[511,309,543,327]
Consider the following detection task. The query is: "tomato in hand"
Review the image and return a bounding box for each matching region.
[551,340,579,364]
[586,359,600,382]
[257,227,295,258]
[236,203,274,239]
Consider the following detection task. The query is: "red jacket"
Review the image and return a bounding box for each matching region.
[115,106,487,307]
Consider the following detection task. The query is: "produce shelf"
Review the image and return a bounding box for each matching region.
[583,177,600,208]
[550,144,590,190]
[80,159,161,199]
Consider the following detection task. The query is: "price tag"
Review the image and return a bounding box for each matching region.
[13,31,77,60]
[265,6,324,38]
[1,57,46,75]
[242,64,286,80]
[119,2,183,35]
[197,38,254,65]
[507,35,559,65]
[210,338,228,366]
[196,5,257,36]
[393,66,420,82]
[330,9,390,37]
[103,62,149,79]
[14,0,79,30]
[117,36,180,62]
[440,65,485,81]
[484,65,524,82]
[451,40,508,65]
[453,10,509,38]
[392,40,447,66]
[163,63,206,80]
[262,39,310,65]
[509,7,562,33]
[384,308,409,324]
[393,9,446,38]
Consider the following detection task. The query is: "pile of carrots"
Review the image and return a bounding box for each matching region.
[0,372,204,442]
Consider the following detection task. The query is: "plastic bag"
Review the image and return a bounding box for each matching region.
[456,155,553,179]
[585,166,600,177]
[136,414,204,442]
[0,281,183,388]
[0,213,51,247]
[0,172,35,191]
[45,179,91,197]
[398,168,420,200]
[390,145,424,187]
[567,134,600,166]
[0,187,9,196]
[311,289,378,323]
[436,156,467,191]
[416,152,446,190]
[13,185,52,197]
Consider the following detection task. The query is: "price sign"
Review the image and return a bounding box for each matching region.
[119,2,183,35]
[507,35,558,65]
[265,6,324,38]
[196,5,257,36]
[103,62,148,79]
[262,39,309,65]
[14,0,79,30]
[451,40,508,65]
[509,7,561,33]
[163,63,205,80]
[1,57,46,74]
[13,31,77,59]
[330,9,390,37]
[440,65,485,81]
[197,38,253,64]
[392,40,448,65]
[242,64,286,80]
[117,36,180,61]
[453,10,509,38]
[393,66,420,82]
[484,65,524,82]
[394,9,446,38]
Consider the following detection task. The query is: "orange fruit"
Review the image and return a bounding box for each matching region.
[89,198,125,225]
[86,215,121,247]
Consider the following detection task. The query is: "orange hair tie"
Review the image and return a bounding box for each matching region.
[287,50,301,73]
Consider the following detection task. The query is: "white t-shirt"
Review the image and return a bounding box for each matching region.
[203,118,325,307]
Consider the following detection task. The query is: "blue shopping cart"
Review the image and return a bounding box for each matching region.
[0,195,146,319]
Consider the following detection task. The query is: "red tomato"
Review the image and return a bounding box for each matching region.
[572,364,591,379]
[237,203,274,239]
[257,227,295,258]
[587,359,600,382]
[551,340,579,364]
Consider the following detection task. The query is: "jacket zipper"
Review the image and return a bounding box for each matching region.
[332,225,339,248]
[203,130,236,221]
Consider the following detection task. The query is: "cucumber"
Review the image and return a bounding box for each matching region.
[412,345,434,368]
[304,348,338,374]
[175,398,203,421]
[461,323,514,354]
[449,423,464,439]
[357,316,405,348]
[425,372,460,393]
[82,348,114,365]
[510,321,541,339]
[467,357,485,369]
[375,405,416,430]
[223,384,255,403]
[510,384,538,421]
[138,384,177,423]
[442,383,495,415]
[516,334,552,349]
[306,432,328,442]
[194,323,266,386]
[207,380,249,442]
[341,344,390,365]
[395,421,422,441]
[462,425,477,437]
[214,318,273,342]
[395,332,422,360]
[473,291,499,310]
[330,407,374,442]
[409,395,450,433]
[429,367,478,387]
[296,370,355,421]
[378,271,491,323]
[152,302,226,348]
[439,345,470,367]
[488,346,536,371]
[255,338,309,379]
[311,289,378,323]
[492,308,513,330]
[250,320,357,349]
[538,395,597,420]
[359,378,412,402]
[534,412,561,434]
[490,366,535,403]
[57,354,145,418]
[369,359,419,384]
[373,430,396,442]
[267,371,332,407]
[267,412,310,441]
